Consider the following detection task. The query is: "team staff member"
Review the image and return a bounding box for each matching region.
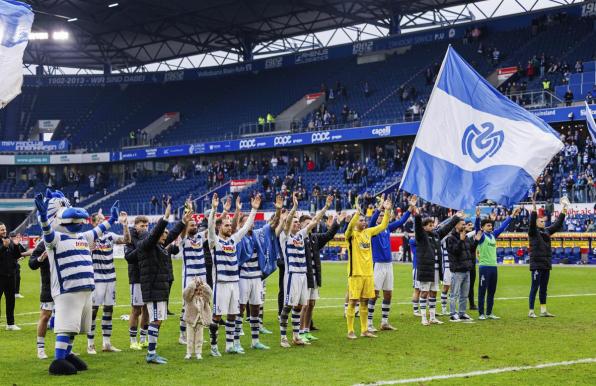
[29,241,52,359]
[345,196,392,339]
[445,219,474,322]
[528,193,567,318]
[0,222,22,331]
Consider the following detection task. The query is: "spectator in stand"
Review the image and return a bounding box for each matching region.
[564,89,574,106]
[526,61,535,81]
[150,195,159,214]
[341,105,349,123]
[574,60,583,73]
[492,48,500,65]
[363,81,370,97]
[586,91,593,104]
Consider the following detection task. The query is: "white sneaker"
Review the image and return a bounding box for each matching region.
[196,353,202,360]
[459,314,474,321]
[429,318,444,325]
[87,345,97,355]
[487,314,501,320]
[528,310,537,318]
[421,319,430,326]
[440,308,448,316]
[413,311,422,317]
[478,314,487,320]
[178,335,187,345]
[37,349,48,360]
[367,325,378,333]
[102,343,121,352]
[239,328,245,336]
[280,337,291,348]
[15,293,24,298]
[6,325,21,331]
[184,353,192,360]
[449,314,461,322]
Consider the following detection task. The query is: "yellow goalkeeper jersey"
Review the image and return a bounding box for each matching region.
[345,209,390,277]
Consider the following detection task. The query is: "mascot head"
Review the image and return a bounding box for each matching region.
[44,188,89,233]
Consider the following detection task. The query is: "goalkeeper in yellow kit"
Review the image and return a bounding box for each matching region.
[345,195,392,339]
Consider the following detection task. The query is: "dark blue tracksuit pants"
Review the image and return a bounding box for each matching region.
[529,269,551,309]
[478,266,498,316]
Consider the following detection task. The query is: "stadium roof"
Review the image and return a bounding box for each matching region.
[24,0,477,71]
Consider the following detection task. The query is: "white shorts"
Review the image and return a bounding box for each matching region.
[284,272,308,306]
[53,291,92,334]
[374,262,394,291]
[419,281,439,292]
[412,269,419,289]
[309,285,320,300]
[93,281,116,307]
[130,283,144,306]
[442,268,452,286]
[214,282,240,316]
[239,278,264,305]
[40,302,54,311]
[147,301,168,321]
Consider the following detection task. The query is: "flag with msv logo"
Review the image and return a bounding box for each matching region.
[400,46,563,209]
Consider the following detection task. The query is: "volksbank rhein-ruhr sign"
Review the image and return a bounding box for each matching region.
[15,155,50,164]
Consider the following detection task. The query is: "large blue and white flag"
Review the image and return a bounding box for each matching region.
[400,46,563,209]
[0,0,34,108]
[585,102,596,143]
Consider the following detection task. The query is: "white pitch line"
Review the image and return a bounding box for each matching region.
[10,293,596,318]
[355,358,596,386]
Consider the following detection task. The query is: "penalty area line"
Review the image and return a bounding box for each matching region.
[355,358,596,386]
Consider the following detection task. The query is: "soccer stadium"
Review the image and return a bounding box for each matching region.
[0,0,595,384]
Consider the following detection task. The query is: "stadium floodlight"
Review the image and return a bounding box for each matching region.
[52,31,69,40]
[29,32,49,40]
[108,3,119,7]
[67,18,78,22]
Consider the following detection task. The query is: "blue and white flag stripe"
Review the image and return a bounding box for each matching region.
[0,0,34,107]
[585,102,596,143]
[400,46,563,209]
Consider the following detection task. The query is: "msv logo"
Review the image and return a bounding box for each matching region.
[311,131,331,143]
[461,122,504,163]
[274,136,292,146]
[239,139,256,149]
[372,126,391,137]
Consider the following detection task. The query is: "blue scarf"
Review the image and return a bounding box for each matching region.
[252,224,279,278]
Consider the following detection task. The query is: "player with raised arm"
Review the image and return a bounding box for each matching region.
[178,199,209,345]
[235,194,283,350]
[208,192,260,356]
[367,194,416,332]
[278,192,332,347]
[87,210,130,354]
[528,190,567,318]
[345,195,392,339]
[475,206,520,320]
[413,204,463,326]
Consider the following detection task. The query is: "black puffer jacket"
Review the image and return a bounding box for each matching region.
[528,211,565,270]
[414,215,460,282]
[125,227,146,284]
[445,230,474,273]
[137,219,185,302]
[305,220,342,289]
[28,241,52,303]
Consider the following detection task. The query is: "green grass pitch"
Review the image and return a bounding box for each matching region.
[1,260,595,385]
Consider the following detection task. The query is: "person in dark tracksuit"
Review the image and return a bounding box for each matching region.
[29,240,52,359]
[0,223,22,330]
[464,221,478,310]
[474,207,520,320]
[527,195,567,318]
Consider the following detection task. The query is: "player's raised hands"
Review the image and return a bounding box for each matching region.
[338,211,347,223]
[292,192,299,208]
[118,211,128,225]
[511,207,521,217]
[475,206,481,218]
[383,198,393,211]
[223,196,232,212]
[235,195,242,211]
[325,194,334,208]
[274,194,284,209]
[211,193,219,209]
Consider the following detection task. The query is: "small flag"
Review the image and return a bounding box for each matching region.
[0,0,34,108]
[585,102,596,143]
[400,46,563,209]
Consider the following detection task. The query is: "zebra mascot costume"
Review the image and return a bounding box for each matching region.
[34,188,119,375]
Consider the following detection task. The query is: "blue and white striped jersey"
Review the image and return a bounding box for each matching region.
[208,209,257,284]
[441,238,450,273]
[280,229,308,274]
[92,232,120,283]
[239,235,261,279]
[182,230,207,287]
